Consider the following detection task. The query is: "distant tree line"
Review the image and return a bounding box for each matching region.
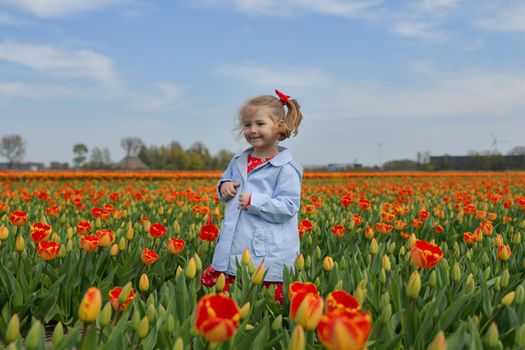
[72,137,234,171]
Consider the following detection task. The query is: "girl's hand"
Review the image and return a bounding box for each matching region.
[238,193,251,209]
[220,181,240,200]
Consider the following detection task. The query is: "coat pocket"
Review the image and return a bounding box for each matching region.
[252,228,266,257]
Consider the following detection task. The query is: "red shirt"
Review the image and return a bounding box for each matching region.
[247,154,273,173]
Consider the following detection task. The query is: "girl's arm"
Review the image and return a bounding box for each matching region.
[246,165,302,223]
[217,158,236,202]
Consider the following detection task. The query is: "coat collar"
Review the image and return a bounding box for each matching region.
[234,146,292,181]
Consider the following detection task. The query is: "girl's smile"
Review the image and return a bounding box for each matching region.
[243,107,280,157]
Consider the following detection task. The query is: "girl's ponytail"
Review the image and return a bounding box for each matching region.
[281,98,303,140]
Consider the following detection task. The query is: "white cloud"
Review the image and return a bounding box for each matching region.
[128,83,184,111]
[0,0,126,18]
[475,4,525,32]
[214,63,332,88]
[391,21,448,41]
[0,81,79,99]
[0,40,119,87]
[320,71,525,120]
[200,0,382,17]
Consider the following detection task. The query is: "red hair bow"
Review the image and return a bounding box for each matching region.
[275,89,290,105]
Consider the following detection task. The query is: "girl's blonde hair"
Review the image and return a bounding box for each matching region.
[235,94,303,141]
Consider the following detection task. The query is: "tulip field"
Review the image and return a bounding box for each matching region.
[0,171,525,349]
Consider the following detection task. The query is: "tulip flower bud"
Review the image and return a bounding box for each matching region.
[370,238,378,255]
[364,226,374,240]
[272,315,283,330]
[5,314,19,343]
[174,337,184,350]
[515,324,525,348]
[315,246,322,259]
[427,331,446,350]
[465,274,475,294]
[0,226,8,240]
[381,303,392,323]
[407,270,421,298]
[407,234,416,249]
[139,274,149,292]
[137,316,149,338]
[388,242,396,254]
[175,265,183,277]
[165,315,175,333]
[515,285,525,305]
[399,246,406,257]
[339,255,348,270]
[355,286,367,305]
[143,220,150,234]
[65,239,73,252]
[322,256,334,271]
[501,269,510,288]
[486,322,499,349]
[15,235,24,253]
[382,255,391,272]
[240,302,250,319]
[146,304,156,321]
[483,266,491,280]
[52,322,64,344]
[379,269,386,284]
[381,292,390,306]
[494,277,501,291]
[453,242,460,257]
[108,244,118,257]
[215,273,226,292]
[119,282,133,305]
[64,226,72,240]
[131,309,141,331]
[501,292,515,306]
[289,325,305,350]
[334,280,343,290]
[173,221,181,235]
[118,237,126,251]
[78,287,102,323]
[241,248,252,266]
[305,255,312,269]
[295,254,304,271]
[451,262,461,282]
[99,302,112,326]
[465,249,472,260]
[185,257,197,279]
[251,264,265,285]
[193,253,202,271]
[26,320,43,350]
[429,270,437,288]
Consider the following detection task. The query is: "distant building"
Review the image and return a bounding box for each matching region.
[327,163,362,172]
[113,156,149,170]
[0,162,45,170]
[50,162,70,170]
[429,155,525,170]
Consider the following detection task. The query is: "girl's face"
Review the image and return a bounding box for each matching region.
[242,107,280,153]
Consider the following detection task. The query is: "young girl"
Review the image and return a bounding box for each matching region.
[201,89,303,304]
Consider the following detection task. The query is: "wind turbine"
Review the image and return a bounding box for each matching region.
[489,131,509,154]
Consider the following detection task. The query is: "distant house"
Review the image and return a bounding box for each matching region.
[0,162,45,170]
[327,163,362,171]
[429,155,525,170]
[113,156,149,170]
[50,162,69,170]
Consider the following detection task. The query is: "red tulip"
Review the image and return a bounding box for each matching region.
[141,248,158,265]
[150,223,167,239]
[166,238,185,255]
[317,309,372,350]
[410,240,443,269]
[36,240,61,261]
[9,210,27,226]
[30,222,52,243]
[195,294,240,343]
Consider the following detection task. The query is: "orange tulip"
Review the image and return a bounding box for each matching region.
[497,245,511,261]
[332,225,345,238]
[290,292,324,330]
[141,248,158,265]
[45,206,60,217]
[195,294,240,343]
[96,229,115,247]
[36,240,61,261]
[317,309,372,350]
[288,282,319,301]
[375,222,393,234]
[9,210,27,226]
[30,222,52,243]
[410,240,443,269]
[198,216,219,242]
[326,290,360,312]
[167,238,185,255]
[76,220,92,235]
[81,235,99,252]
[78,287,102,323]
[109,286,135,311]
[463,231,481,245]
[150,223,167,239]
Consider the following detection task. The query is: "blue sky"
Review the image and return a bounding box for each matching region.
[1,0,525,167]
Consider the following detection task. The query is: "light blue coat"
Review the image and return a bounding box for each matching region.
[211,146,303,282]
